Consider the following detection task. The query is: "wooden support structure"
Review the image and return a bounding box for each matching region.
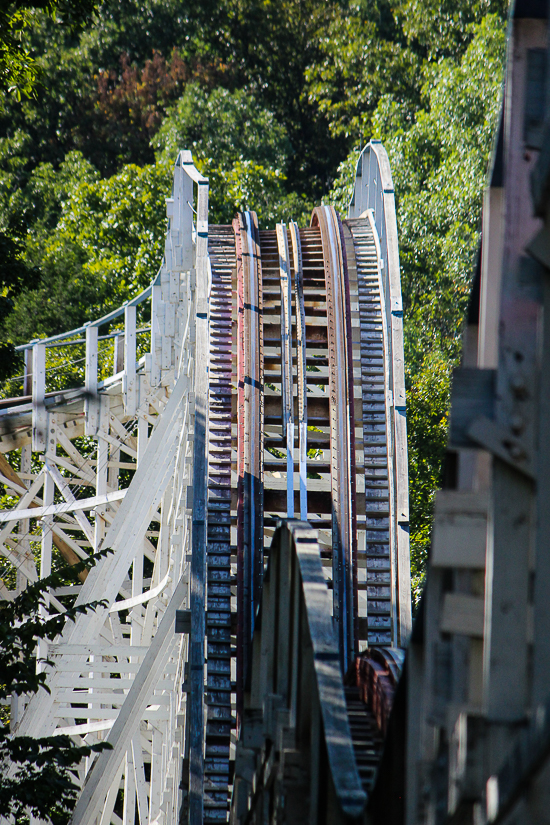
[367,8,550,825]
[0,151,205,825]
[0,140,412,825]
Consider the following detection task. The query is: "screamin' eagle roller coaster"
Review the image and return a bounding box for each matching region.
[4,14,550,819]
[0,140,410,825]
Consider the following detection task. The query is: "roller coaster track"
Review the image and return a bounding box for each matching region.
[0,141,410,825]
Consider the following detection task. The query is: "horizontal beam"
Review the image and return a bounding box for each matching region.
[0,489,126,523]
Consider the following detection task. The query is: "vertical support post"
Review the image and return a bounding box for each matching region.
[38,443,55,672]
[130,415,149,651]
[123,747,136,825]
[32,343,46,452]
[533,273,550,707]
[189,174,209,824]
[149,727,162,822]
[85,325,99,437]
[95,396,110,552]
[151,284,162,388]
[24,346,32,396]
[132,738,150,825]
[98,760,125,825]
[114,334,124,376]
[124,304,137,416]
[175,154,194,272]
[11,439,33,727]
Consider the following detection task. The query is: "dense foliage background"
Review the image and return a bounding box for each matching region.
[0,0,508,600]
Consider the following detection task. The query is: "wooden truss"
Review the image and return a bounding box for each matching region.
[0,152,209,825]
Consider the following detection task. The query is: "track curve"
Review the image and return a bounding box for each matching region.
[0,142,410,825]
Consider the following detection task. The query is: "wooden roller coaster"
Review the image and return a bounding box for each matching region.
[0,141,411,825]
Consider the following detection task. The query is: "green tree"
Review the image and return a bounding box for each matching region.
[330,13,506,600]
[306,0,507,148]
[376,14,506,370]
[153,82,309,225]
[0,0,101,102]
[0,554,112,823]
[3,156,170,345]
[305,1,422,143]
[165,0,348,199]
[393,0,508,58]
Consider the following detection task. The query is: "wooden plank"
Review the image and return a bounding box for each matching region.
[291,523,366,819]
[468,415,534,480]
[38,461,54,670]
[123,747,136,825]
[113,334,124,376]
[431,491,488,569]
[486,460,531,721]
[150,284,162,387]
[108,570,171,613]
[380,175,411,646]
[98,760,124,825]
[132,737,150,825]
[67,577,184,824]
[532,274,550,706]
[449,368,496,447]
[149,728,162,822]
[440,593,485,638]
[0,488,127,523]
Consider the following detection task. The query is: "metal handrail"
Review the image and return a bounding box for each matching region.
[14,283,155,351]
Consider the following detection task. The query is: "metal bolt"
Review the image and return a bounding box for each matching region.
[509,443,525,461]
[510,414,525,434]
[510,374,528,399]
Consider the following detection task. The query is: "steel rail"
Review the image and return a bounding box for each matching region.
[312,205,357,673]
[234,211,264,715]
[276,222,294,517]
[289,221,308,520]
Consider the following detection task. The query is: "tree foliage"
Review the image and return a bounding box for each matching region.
[0,553,112,823]
[0,0,100,102]
[0,0,508,602]
[329,13,506,598]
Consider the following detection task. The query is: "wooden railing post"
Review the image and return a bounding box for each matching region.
[32,343,46,451]
[113,333,124,375]
[124,304,137,416]
[85,324,99,436]
[150,284,162,387]
[24,346,32,396]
